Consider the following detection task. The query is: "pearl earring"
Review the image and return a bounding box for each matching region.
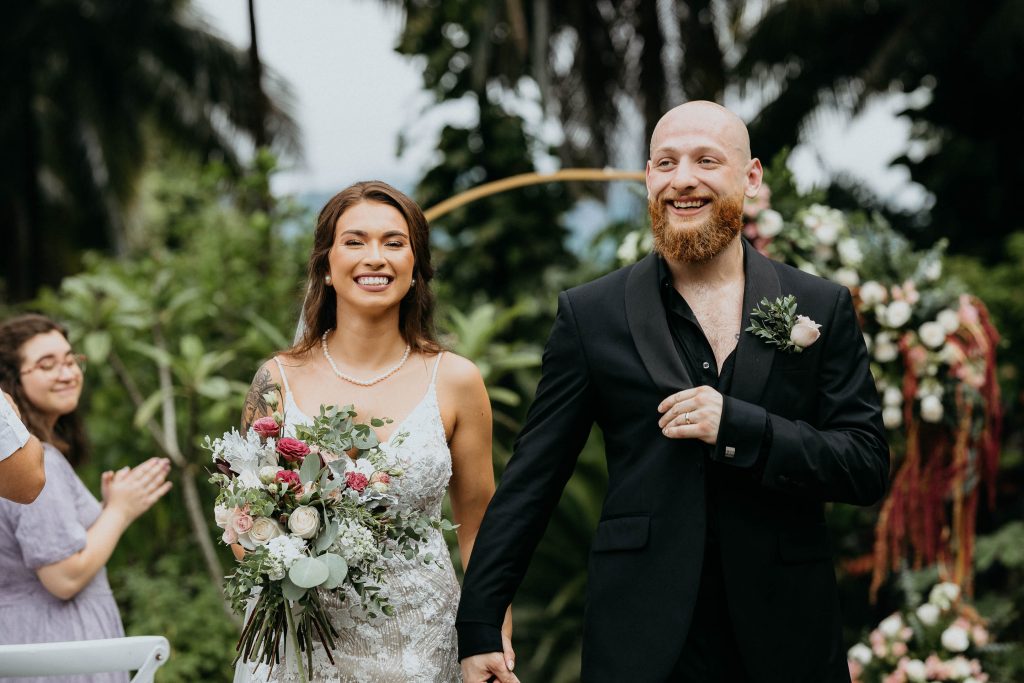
[324,274,332,286]
[410,278,416,288]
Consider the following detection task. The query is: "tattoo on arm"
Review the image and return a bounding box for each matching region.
[241,367,279,432]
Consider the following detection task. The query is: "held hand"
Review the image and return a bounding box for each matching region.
[501,611,516,675]
[103,457,173,525]
[658,385,723,445]
[461,653,520,683]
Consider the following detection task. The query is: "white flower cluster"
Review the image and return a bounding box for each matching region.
[264,535,307,581]
[801,203,846,246]
[329,517,379,566]
[616,229,653,264]
[210,429,278,489]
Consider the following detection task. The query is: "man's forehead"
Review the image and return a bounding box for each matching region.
[650,102,751,158]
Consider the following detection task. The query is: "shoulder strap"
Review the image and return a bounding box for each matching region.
[429,352,445,386]
[271,357,292,395]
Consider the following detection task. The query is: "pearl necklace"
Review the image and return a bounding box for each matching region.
[320,330,411,386]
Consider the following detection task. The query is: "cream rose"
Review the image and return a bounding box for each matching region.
[879,613,903,638]
[941,625,970,653]
[919,321,947,349]
[883,386,903,407]
[916,602,940,626]
[834,267,860,288]
[904,659,927,682]
[756,209,784,238]
[214,504,232,528]
[790,315,822,349]
[837,238,863,267]
[882,406,903,429]
[287,505,320,539]
[920,395,944,423]
[249,517,285,546]
[859,281,888,306]
[929,582,961,608]
[937,308,960,333]
[259,465,283,485]
[884,300,913,328]
[847,643,872,665]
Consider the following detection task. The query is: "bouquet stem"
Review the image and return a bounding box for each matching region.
[284,601,309,683]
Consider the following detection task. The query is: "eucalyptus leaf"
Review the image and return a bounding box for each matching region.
[288,557,329,588]
[299,449,322,483]
[318,553,348,589]
[282,575,308,601]
[315,518,340,553]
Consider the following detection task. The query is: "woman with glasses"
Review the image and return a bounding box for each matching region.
[0,314,173,679]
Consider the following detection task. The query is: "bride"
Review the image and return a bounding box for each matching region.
[234,181,515,682]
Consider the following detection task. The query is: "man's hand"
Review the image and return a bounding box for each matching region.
[461,652,519,683]
[658,385,723,444]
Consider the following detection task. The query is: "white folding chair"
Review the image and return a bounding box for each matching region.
[0,636,170,682]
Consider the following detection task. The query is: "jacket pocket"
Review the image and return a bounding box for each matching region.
[777,527,832,564]
[592,515,650,552]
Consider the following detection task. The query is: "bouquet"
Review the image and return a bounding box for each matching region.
[848,582,992,683]
[207,396,451,681]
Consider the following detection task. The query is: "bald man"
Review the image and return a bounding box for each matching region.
[457,102,889,683]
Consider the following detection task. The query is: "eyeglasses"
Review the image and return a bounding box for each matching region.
[20,353,87,377]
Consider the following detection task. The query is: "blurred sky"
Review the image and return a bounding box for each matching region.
[193,0,929,211]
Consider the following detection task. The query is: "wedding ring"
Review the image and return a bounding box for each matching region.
[683,411,691,425]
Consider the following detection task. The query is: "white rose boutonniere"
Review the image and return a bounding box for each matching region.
[745,294,822,354]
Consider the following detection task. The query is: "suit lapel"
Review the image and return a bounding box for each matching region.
[624,253,693,395]
[732,239,782,404]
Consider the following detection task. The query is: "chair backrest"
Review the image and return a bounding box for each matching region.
[0,636,170,683]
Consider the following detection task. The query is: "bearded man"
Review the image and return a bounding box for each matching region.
[457,101,890,683]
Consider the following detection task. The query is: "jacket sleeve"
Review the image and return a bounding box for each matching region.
[713,285,890,505]
[456,291,596,659]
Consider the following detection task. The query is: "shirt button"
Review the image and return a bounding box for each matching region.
[702,361,711,369]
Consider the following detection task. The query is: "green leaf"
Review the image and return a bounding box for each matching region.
[288,557,329,588]
[318,553,348,589]
[180,334,203,361]
[299,449,322,483]
[134,388,167,428]
[281,575,308,601]
[315,519,340,553]
[82,331,112,364]
[487,386,521,407]
[197,376,232,400]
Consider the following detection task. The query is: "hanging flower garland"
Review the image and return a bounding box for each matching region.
[617,178,1002,598]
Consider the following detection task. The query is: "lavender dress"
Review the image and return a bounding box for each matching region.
[0,443,127,682]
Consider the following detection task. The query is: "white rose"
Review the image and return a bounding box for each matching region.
[937,309,960,333]
[884,300,913,328]
[941,625,970,653]
[919,321,947,349]
[214,504,232,528]
[859,281,888,306]
[920,394,944,423]
[847,643,873,665]
[923,259,942,281]
[616,231,641,263]
[816,222,840,246]
[838,238,864,267]
[929,582,961,609]
[916,602,940,626]
[904,659,927,682]
[834,267,861,288]
[947,656,972,677]
[882,406,903,429]
[259,465,283,485]
[757,209,784,238]
[883,386,903,407]
[249,517,285,546]
[287,505,321,539]
[874,342,900,363]
[879,613,903,638]
[790,315,822,349]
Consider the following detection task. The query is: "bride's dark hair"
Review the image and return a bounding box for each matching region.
[287,180,443,357]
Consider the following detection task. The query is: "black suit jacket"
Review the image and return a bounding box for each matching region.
[457,242,890,683]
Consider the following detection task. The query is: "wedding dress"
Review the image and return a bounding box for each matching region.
[236,353,460,683]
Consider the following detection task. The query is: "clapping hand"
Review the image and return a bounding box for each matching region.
[101,457,173,526]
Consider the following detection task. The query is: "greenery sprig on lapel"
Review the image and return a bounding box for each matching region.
[745,294,821,354]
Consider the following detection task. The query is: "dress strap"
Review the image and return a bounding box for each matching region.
[429,352,445,386]
[271,357,292,395]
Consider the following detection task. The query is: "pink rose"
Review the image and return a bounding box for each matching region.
[345,471,369,492]
[790,315,822,349]
[275,469,303,494]
[252,416,281,439]
[232,512,254,534]
[276,437,310,463]
[369,471,391,485]
[222,527,238,544]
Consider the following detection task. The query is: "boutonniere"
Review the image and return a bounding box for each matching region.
[745,294,821,353]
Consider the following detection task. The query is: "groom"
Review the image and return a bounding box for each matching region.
[457,101,890,683]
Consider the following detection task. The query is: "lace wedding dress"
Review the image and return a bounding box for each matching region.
[236,354,460,683]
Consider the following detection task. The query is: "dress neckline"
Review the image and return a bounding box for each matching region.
[283,384,437,445]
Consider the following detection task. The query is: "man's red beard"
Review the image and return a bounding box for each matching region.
[649,194,745,263]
